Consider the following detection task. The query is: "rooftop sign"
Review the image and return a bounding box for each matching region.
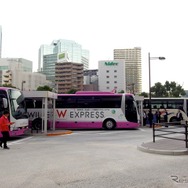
[104,62,118,66]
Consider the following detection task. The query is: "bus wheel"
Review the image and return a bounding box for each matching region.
[170,117,177,122]
[33,119,42,130]
[103,119,116,130]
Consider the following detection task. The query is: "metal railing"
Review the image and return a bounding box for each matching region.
[153,121,188,148]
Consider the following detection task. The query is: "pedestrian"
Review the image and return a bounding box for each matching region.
[155,109,161,123]
[0,110,14,149]
[176,109,183,122]
[143,110,147,126]
[148,110,153,128]
[163,109,169,127]
[164,109,168,123]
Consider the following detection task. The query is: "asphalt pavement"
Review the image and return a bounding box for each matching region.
[26,127,188,155]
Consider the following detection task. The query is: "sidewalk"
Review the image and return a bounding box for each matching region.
[25,129,73,137]
[137,135,188,155]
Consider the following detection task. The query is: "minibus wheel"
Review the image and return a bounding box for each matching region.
[103,119,116,130]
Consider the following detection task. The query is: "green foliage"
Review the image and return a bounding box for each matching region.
[139,92,148,97]
[37,85,53,91]
[118,90,125,93]
[150,81,186,97]
[66,89,78,94]
[2,84,16,88]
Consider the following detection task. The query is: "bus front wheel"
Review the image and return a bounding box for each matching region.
[32,119,42,130]
[103,119,116,130]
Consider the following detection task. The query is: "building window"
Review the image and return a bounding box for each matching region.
[106,76,109,78]
[106,70,109,73]
[114,81,117,83]
[114,75,117,78]
[107,87,109,89]
[114,70,117,72]
[106,81,109,84]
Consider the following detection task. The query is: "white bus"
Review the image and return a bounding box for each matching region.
[25,91,140,130]
[0,87,29,137]
[143,97,188,123]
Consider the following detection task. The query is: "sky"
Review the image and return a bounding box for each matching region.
[0,0,188,92]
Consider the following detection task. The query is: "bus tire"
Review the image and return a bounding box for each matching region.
[103,119,116,130]
[32,118,42,130]
[170,117,177,122]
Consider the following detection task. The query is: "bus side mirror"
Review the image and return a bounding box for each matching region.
[3,98,8,108]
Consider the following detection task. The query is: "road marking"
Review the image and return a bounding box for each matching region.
[139,128,146,131]
[9,136,33,145]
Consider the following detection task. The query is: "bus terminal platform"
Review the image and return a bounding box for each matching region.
[137,135,188,155]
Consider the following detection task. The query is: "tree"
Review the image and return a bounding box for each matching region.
[66,89,77,94]
[164,81,186,97]
[37,85,53,91]
[2,84,16,88]
[118,90,125,93]
[150,81,185,97]
[150,82,167,97]
[139,92,148,97]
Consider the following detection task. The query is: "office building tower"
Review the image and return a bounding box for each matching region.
[0,26,2,58]
[38,44,54,72]
[43,53,57,82]
[114,47,142,94]
[98,60,126,92]
[55,62,83,93]
[38,39,89,72]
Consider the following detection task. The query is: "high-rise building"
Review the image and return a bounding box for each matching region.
[55,62,83,93]
[0,26,2,58]
[38,44,54,72]
[114,47,142,94]
[43,53,57,82]
[38,39,89,72]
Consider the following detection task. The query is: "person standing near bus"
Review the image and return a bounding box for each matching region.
[176,109,183,122]
[143,110,147,126]
[155,109,161,123]
[164,109,169,122]
[0,110,14,149]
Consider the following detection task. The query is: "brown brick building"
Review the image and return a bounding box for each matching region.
[55,62,83,93]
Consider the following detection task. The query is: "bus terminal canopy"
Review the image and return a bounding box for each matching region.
[23,91,58,134]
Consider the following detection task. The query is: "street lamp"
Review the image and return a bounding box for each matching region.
[21,81,26,91]
[148,53,165,114]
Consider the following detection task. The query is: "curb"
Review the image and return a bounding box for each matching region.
[46,130,73,136]
[137,144,188,155]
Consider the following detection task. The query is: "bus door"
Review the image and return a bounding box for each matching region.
[125,95,138,123]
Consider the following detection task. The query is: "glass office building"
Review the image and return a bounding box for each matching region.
[38,39,89,72]
[43,53,57,82]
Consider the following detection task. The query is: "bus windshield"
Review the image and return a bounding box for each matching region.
[125,95,138,123]
[8,89,27,119]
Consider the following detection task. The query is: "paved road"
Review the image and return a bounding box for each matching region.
[1,128,188,188]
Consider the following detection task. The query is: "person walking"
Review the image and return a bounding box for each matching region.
[0,110,14,149]
[148,110,153,128]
